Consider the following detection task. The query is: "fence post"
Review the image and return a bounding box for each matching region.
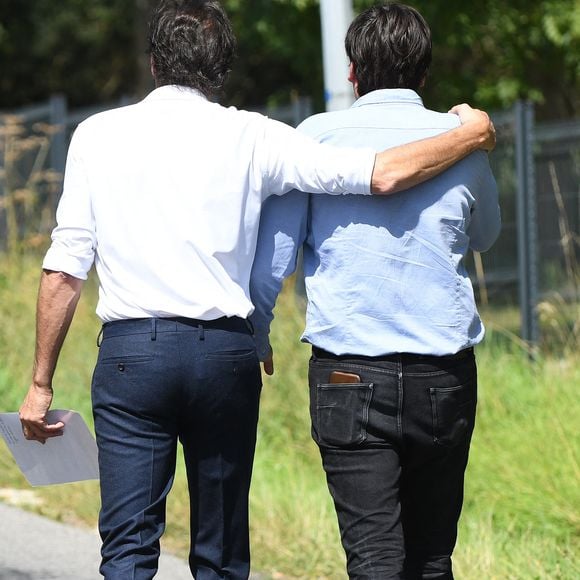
[515,100,539,354]
[49,94,67,176]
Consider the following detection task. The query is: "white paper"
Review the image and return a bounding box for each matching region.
[0,410,99,486]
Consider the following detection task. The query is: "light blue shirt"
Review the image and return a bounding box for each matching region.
[250,89,501,358]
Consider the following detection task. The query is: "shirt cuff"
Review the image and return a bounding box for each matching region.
[250,319,273,361]
[256,341,272,362]
[42,245,93,280]
[347,147,375,196]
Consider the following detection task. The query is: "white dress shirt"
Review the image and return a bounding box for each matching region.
[43,85,375,322]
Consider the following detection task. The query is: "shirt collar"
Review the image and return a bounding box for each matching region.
[351,88,424,108]
[143,85,207,102]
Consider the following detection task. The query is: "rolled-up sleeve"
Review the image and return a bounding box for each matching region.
[42,128,96,279]
[257,117,375,199]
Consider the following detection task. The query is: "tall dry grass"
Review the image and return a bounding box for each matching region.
[0,116,61,254]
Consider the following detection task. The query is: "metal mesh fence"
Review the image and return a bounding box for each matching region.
[464,105,579,347]
[534,120,580,296]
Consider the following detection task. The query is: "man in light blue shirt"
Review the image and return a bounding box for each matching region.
[250,3,500,579]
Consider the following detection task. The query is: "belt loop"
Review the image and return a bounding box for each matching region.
[151,318,157,341]
[245,318,254,335]
[198,323,205,341]
[96,327,104,347]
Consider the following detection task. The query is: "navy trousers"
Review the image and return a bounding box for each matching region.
[91,317,262,579]
[309,347,477,580]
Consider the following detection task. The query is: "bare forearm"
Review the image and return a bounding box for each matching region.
[32,270,84,387]
[371,105,495,195]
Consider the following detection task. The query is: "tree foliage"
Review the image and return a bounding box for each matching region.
[0,0,136,107]
[223,0,323,109]
[398,0,580,119]
[0,0,578,120]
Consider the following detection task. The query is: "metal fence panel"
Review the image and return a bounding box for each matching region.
[534,121,580,297]
[468,105,579,347]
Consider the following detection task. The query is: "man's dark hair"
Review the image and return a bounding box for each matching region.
[148,0,236,96]
[345,2,432,96]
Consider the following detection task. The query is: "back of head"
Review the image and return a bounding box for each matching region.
[345,2,431,96]
[148,0,236,96]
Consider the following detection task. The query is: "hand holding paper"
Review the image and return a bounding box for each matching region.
[19,383,64,443]
[0,410,99,486]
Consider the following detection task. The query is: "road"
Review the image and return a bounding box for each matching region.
[0,502,197,579]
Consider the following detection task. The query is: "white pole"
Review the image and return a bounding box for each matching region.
[319,0,355,112]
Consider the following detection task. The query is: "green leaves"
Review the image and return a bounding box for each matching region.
[0,0,577,119]
[0,0,136,107]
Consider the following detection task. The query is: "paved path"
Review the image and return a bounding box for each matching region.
[0,502,263,579]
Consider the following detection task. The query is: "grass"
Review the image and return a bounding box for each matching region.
[455,344,579,579]
[0,254,578,578]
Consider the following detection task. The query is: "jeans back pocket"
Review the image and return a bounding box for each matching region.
[312,382,374,448]
[430,381,477,447]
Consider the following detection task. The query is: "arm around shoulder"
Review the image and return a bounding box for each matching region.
[371,104,496,195]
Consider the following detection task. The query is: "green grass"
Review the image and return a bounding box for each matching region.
[0,255,578,578]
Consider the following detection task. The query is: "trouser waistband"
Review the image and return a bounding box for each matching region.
[100,316,252,341]
[312,346,474,365]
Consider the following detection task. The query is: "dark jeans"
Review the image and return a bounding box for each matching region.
[91,317,262,580]
[309,347,477,580]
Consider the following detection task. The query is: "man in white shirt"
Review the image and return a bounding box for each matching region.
[18,1,495,578]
